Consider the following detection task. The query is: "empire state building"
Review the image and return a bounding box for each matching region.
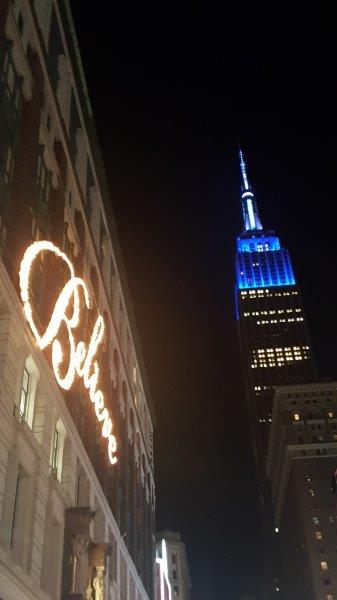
[235,149,317,468]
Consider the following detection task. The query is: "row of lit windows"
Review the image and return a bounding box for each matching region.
[255,351,305,359]
[251,346,310,368]
[240,289,298,298]
[294,412,335,421]
[256,317,304,325]
[252,359,308,369]
[255,346,309,354]
[313,516,336,526]
[252,358,308,367]
[244,308,302,316]
[254,385,270,391]
[253,346,309,358]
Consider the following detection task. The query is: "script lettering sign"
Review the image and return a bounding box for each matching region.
[19,241,117,464]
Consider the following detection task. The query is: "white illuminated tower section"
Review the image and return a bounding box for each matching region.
[239,148,263,232]
[235,148,317,469]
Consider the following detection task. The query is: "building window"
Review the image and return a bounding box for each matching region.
[17,12,24,36]
[326,594,334,600]
[172,569,177,580]
[10,465,31,565]
[63,223,73,258]
[1,41,22,114]
[41,516,62,600]
[316,531,323,540]
[17,357,39,428]
[172,553,177,564]
[313,517,320,526]
[1,145,15,187]
[36,152,51,211]
[51,428,60,473]
[321,561,329,571]
[173,586,179,596]
[19,366,30,422]
[50,419,66,482]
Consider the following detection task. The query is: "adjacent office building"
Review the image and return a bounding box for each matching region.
[235,150,337,599]
[0,1,155,599]
[154,538,171,600]
[267,382,337,600]
[157,532,191,600]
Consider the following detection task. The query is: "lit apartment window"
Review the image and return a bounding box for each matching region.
[329,412,334,418]
[17,357,39,428]
[313,517,320,526]
[326,594,334,600]
[294,413,300,421]
[316,531,323,540]
[321,561,329,571]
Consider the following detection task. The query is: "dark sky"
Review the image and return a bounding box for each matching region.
[71,4,337,599]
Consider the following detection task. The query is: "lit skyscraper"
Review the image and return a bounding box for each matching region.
[235,148,317,469]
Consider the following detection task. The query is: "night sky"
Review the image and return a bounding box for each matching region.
[71,4,337,599]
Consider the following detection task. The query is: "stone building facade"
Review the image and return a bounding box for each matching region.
[0,1,155,599]
[157,532,191,600]
[267,382,337,599]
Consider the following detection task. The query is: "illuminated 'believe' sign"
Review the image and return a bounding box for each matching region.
[19,241,117,465]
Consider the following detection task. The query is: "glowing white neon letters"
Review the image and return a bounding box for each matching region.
[19,241,117,465]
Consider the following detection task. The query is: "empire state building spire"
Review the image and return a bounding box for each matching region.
[235,147,316,467]
[239,148,263,232]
